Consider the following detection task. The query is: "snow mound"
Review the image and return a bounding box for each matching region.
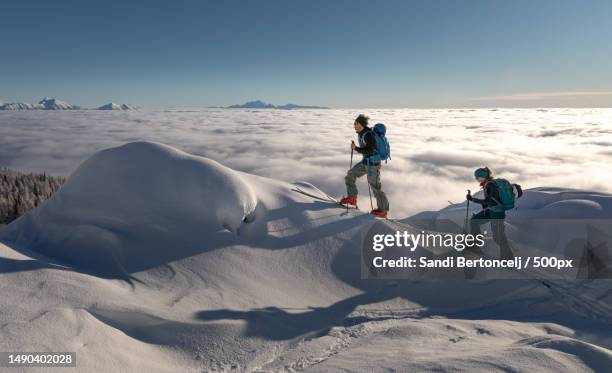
[98,103,138,110]
[515,335,612,372]
[1,141,257,277]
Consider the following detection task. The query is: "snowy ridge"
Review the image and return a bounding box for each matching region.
[0,97,78,110]
[0,98,138,110]
[0,102,44,110]
[39,97,77,110]
[0,142,610,372]
[98,102,138,110]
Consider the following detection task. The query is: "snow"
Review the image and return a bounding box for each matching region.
[1,141,257,278]
[0,97,77,110]
[0,142,610,372]
[431,187,612,221]
[0,102,44,110]
[98,103,138,110]
[39,97,77,110]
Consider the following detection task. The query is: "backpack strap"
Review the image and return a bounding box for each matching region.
[360,130,379,159]
[483,179,503,209]
[358,129,371,147]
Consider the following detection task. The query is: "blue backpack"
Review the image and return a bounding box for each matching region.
[363,123,391,164]
[489,178,516,211]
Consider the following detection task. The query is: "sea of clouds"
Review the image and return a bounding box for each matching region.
[1,108,610,218]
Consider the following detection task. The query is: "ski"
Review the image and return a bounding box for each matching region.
[293,186,338,203]
[291,187,359,210]
[304,184,340,204]
[293,184,339,203]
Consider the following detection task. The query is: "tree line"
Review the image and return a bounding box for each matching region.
[0,168,65,224]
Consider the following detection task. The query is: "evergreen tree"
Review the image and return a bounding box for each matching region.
[0,169,65,224]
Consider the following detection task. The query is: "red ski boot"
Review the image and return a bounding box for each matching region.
[371,209,388,219]
[340,196,357,206]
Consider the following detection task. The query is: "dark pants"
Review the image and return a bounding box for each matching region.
[344,162,389,211]
[470,210,514,260]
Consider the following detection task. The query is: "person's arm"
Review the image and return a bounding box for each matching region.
[469,182,497,206]
[470,194,486,206]
[355,132,376,155]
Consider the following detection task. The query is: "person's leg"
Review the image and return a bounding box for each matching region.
[465,210,488,279]
[345,163,367,197]
[367,165,390,211]
[470,210,489,236]
[490,214,514,260]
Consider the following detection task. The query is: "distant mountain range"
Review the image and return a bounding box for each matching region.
[0,98,138,110]
[0,98,326,111]
[226,100,328,110]
[0,97,79,110]
[0,102,43,110]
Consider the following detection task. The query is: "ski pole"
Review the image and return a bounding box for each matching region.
[463,189,471,233]
[347,143,354,212]
[367,181,374,211]
[366,159,374,211]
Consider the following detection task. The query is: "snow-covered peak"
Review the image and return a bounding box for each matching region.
[97,102,138,110]
[38,97,77,110]
[0,102,44,110]
[0,98,78,110]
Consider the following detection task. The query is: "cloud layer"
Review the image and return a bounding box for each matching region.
[1,108,611,218]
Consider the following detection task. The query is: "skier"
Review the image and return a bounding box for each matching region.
[466,166,514,260]
[340,114,390,218]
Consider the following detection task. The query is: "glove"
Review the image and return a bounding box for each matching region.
[466,194,473,201]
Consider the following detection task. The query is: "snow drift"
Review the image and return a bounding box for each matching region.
[1,141,257,278]
[1,142,611,372]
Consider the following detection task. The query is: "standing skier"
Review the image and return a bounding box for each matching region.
[340,114,390,218]
[466,166,514,260]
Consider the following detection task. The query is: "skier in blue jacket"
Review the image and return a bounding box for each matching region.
[340,114,389,218]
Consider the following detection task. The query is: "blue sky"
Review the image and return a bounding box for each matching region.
[1,0,611,108]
